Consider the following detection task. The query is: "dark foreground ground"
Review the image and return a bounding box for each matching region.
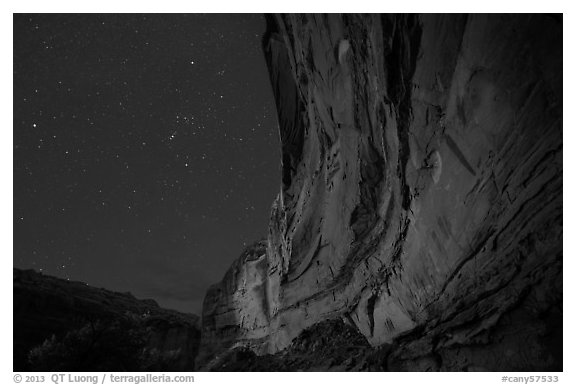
[201,319,390,371]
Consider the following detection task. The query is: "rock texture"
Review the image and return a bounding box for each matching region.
[14,268,201,371]
[203,319,385,371]
[200,14,562,371]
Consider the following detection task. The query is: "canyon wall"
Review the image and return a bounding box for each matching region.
[200,14,562,371]
[14,268,201,371]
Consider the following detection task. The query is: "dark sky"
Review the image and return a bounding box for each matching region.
[13,14,280,314]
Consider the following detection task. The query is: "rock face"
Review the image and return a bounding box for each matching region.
[200,14,562,371]
[14,268,201,371]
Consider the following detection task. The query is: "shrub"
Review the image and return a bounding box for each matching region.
[27,313,167,371]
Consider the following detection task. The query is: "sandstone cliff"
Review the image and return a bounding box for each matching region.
[200,14,562,371]
[14,268,201,371]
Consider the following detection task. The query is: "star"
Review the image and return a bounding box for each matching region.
[14,13,279,316]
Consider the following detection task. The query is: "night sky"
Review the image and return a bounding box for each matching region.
[13,14,280,314]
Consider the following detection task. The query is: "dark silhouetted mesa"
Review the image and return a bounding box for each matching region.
[14,268,200,371]
[198,14,562,371]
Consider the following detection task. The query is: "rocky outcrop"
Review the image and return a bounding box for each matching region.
[198,240,270,364]
[200,14,562,371]
[203,318,384,371]
[14,268,201,371]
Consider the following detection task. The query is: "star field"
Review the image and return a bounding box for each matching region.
[13,14,280,314]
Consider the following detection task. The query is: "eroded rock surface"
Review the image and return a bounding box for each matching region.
[200,14,562,371]
[14,268,201,371]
